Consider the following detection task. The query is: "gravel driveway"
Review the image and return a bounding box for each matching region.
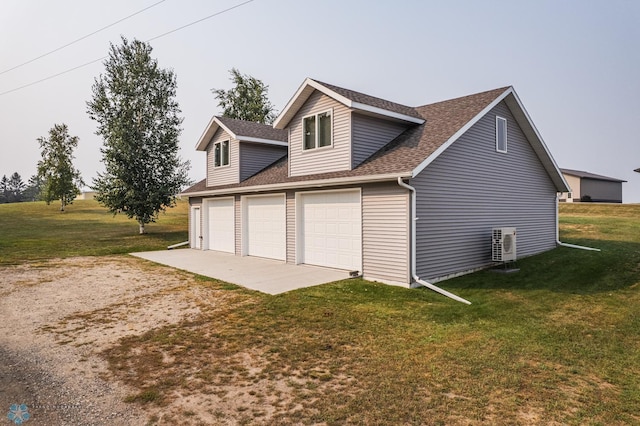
[0,256,202,425]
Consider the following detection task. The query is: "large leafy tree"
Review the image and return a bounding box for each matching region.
[36,124,84,211]
[87,37,190,234]
[212,68,277,124]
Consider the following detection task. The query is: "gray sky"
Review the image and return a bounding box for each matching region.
[1,0,639,201]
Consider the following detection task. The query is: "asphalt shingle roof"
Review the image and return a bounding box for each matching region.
[216,116,288,142]
[183,85,510,195]
[561,168,626,183]
[313,79,424,120]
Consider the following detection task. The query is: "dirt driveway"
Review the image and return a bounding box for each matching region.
[0,256,208,425]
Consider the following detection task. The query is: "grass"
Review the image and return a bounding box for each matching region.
[0,199,188,264]
[3,200,639,424]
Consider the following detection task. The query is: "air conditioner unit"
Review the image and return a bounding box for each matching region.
[492,227,517,262]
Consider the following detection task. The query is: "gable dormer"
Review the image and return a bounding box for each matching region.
[196,116,287,187]
[273,78,425,177]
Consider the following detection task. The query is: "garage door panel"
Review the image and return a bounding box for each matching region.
[246,195,286,261]
[208,198,234,253]
[301,190,361,271]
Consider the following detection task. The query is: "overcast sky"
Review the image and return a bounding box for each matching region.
[1,0,639,201]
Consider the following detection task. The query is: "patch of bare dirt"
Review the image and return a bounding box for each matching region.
[0,256,211,425]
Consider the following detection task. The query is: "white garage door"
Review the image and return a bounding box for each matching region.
[207,198,235,253]
[245,195,286,260]
[300,190,361,271]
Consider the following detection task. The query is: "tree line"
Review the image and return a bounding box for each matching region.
[0,173,42,203]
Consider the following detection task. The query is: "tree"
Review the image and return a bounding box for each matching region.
[87,36,190,234]
[23,174,43,202]
[0,175,8,203]
[7,172,25,203]
[37,124,84,211]
[212,68,277,124]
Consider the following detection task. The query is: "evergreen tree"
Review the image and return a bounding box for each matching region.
[7,172,25,203]
[23,174,43,202]
[0,175,7,203]
[212,68,277,124]
[87,37,189,234]
[37,123,84,211]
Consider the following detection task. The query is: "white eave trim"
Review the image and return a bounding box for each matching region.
[273,78,424,129]
[195,115,220,151]
[351,101,425,124]
[182,172,412,198]
[411,88,512,177]
[237,136,288,147]
[410,86,569,193]
[196,116,287,151]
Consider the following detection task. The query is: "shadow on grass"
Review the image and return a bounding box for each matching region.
[441,238,640,295]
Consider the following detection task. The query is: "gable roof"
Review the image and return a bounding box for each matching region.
[195,116,287,151]
[184,83,569,196]
[561,168,627,183]
[273,78,425,129]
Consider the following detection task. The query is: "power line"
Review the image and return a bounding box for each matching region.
[0,0,167,76]
[0,0,256,97]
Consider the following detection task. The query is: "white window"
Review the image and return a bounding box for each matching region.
[496,116,507,153]
[303,110,332,150]
[214,140,230,167]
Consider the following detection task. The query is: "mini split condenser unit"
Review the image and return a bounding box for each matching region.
[492,227,517,262]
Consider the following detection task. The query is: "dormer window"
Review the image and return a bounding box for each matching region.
[496,116,507,153]
[214,140,230,167]
[303,110,332,150]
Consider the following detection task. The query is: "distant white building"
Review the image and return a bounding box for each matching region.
[75,191,96,200]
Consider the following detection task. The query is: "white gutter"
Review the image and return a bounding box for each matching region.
[555,194,601,251]
[183,172,412,198]
[397,177,472,305]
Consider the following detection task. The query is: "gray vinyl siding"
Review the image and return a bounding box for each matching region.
[362,183,410,285]
[286,191,296,264]
[352,113,408,168]
[412,101,558,281]
[240,143,287,181]
[580,179,623,203]
[289,91,351,177]
[206,128,239,186]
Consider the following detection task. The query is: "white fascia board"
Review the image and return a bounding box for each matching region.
[506,89,570,192]
[273,78,424,128]
[182,172,412,198]
[351,101,425,124]
[195,116,238,151]
[238,136,288,147]
[411,87,512,177]
[195,115,220,151]
[273,78,316,129]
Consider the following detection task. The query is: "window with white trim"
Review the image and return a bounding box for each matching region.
[214,140,230,167]
[496,116,507,153]
[303,110,332,150]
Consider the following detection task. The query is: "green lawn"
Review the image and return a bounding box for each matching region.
[0,199,188,264]
[2,200,639,424]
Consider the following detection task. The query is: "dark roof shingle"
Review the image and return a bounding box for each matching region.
[216,116,287,142]
[183,86,510,195]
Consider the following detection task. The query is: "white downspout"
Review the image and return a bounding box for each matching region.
[397,177,471,305]
[555,194,601,251]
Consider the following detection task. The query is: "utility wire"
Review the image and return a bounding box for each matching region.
[0,0,255,97]
[0,0,166,76]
